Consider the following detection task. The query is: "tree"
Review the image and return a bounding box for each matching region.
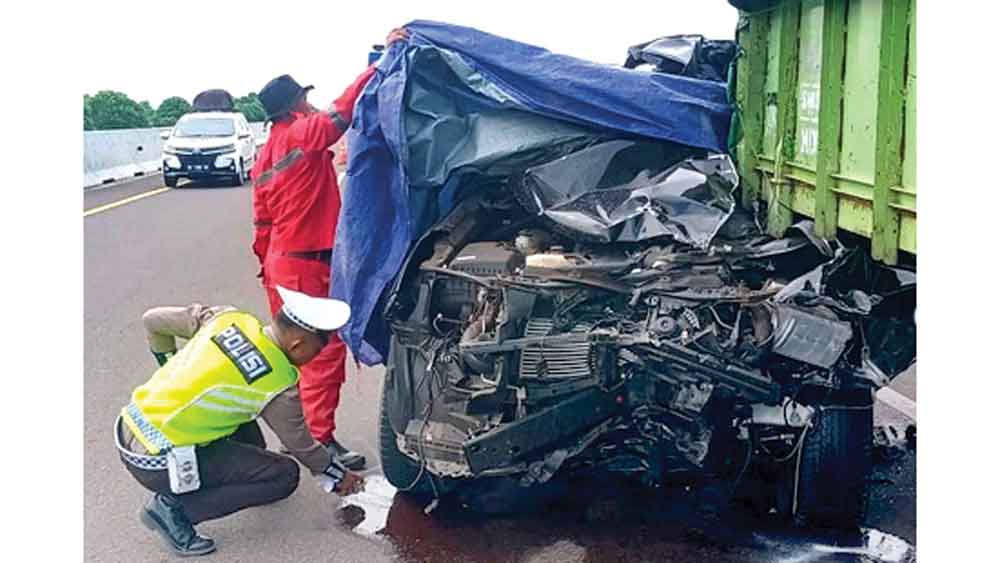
[83,95,94,130]
[84,90,149,130]
[138,100,155,126]
[235,92,267,123]
[154,96,192,127]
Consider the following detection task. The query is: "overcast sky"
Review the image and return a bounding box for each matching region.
[83,0,738,108]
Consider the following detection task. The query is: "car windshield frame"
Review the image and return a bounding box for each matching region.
[173,117,236,138]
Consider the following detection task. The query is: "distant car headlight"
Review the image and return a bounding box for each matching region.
[215,155,234,168]
[164,155,181,169]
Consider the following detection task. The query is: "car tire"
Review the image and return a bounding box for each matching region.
[164,175,177,188]
[231,160,244,187]
[779,391,873,528]
[378,376,442,496]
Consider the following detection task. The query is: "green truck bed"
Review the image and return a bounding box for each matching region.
[733,0,915,265]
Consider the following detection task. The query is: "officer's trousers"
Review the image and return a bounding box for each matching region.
[122,422,300,524]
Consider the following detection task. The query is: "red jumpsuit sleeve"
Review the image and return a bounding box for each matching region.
[291,65,377,153]
[250,144,274,272]
[250,146,269,182]
[331,65,377,127]
[251,184,273,274]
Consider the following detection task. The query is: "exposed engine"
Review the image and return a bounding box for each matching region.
[380,143,916,527]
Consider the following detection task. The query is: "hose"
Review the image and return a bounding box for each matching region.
[791,421,811,517]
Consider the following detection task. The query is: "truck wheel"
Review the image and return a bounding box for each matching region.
[779,392,873,528]
[165,175,177,188]
[378,375,442,496]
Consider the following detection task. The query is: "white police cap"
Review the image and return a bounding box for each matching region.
[276,286,351,333]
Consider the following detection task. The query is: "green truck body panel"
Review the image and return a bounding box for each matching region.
[734,0,915,264]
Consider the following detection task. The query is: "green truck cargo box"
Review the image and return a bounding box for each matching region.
[733,0,915,264]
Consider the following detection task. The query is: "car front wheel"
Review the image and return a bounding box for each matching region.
[378,376,439,495]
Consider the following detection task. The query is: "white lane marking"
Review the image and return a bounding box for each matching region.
[876,387,917,421]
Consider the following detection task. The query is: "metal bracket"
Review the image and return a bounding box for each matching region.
[751,398,815,427]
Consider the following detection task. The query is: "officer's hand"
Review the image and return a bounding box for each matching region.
[152,350,174,367]
[335,471,366,496]
[386,27,409,46]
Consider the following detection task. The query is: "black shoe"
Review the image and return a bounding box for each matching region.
[324,438,366,470]
[140,494,216,557]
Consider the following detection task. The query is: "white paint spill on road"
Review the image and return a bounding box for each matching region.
[340,475,398,536]
[767,527,914,563]
[524,539,588,563]
[811,528,913,562]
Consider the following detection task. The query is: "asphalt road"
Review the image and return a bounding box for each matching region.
[84,177,917,562]
[85,174,168,209]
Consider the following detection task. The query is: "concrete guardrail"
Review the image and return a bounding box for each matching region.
[84,122,268,188]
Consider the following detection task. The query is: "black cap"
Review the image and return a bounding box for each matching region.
[259,75,314,121]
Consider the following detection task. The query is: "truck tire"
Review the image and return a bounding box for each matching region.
[378,377,441,496]
[165,175,177,188]
[781,393,873,528]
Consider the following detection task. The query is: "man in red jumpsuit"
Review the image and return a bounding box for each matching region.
[251,28,409,470]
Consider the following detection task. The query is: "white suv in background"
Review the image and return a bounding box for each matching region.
[160,112,256,187]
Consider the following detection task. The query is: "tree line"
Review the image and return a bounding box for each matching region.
[83,91,267,131]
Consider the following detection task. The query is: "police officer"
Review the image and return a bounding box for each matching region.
[115,287,364,557]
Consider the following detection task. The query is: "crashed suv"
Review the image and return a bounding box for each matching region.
[377,140,915,528]
[331,21,916,530]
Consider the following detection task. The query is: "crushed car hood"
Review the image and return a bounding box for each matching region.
[515,140,739,248]
[331,20,734,365]
[623,34,738,83]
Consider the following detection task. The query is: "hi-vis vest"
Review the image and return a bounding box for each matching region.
[121,311,298,454]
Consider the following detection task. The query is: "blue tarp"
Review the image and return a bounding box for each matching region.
[332,20,733,365]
